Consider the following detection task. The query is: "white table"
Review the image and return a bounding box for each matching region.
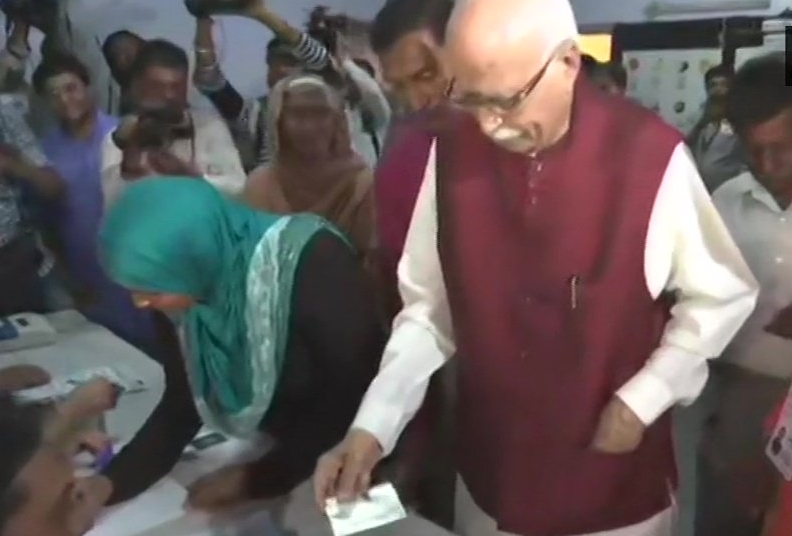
[0,310,165,444]
[0,311,456,536]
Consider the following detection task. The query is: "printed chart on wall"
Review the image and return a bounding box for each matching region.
[622,49,721,133]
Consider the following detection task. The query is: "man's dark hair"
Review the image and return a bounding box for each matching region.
[725,52,792,133]
[266,37,299,64]
[0,394,46,534]
[590,61,627,90]
[705,63,734,85]
[606,62,627,90]
[32,52,91,95]
[369,0,454,54]
[101,30,144,71]
[128,39,189,81]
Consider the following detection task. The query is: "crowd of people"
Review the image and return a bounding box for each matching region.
[0,0,791,535]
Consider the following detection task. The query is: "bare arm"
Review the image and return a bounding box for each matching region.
[342,58,391,131]
[3,139,64,200]
[192,17,246,122]
[0,20,30,92]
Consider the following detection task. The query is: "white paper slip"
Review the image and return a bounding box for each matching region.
[86,477,187,536]
[324,483,407,536]
[767,382,792,481]
[15,365,148,403]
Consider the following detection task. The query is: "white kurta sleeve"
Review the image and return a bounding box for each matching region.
[100,131,125,209]
[616,143,758,425]
[196,115,247,199]
[351,140,456,455]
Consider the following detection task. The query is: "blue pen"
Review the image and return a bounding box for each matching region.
[94,443,114,472]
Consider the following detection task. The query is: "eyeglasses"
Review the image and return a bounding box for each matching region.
[445,48,560,115]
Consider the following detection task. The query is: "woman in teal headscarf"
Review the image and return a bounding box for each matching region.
[98,176,385,510]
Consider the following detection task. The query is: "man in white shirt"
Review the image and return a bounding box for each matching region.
[100,39,245,207]
[698,53,792,536]
[313,1,757,535]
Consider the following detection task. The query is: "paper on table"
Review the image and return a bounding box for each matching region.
[324,483,407,536]
[86,478,187,536]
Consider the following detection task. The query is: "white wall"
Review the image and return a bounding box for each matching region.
[571,0,792,28]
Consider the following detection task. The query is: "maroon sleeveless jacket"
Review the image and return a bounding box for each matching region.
[436,80,682,535]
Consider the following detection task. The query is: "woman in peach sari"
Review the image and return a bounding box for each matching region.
[244,73,376,261]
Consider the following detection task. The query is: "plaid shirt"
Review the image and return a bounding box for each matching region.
[0,93,54,276]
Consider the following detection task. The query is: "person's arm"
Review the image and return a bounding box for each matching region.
[685,118,706,149]
[615,143,758,426]
[246,2,330,71]
[103,313,201,504]
[192,17,246,122]
[350,140,455,456]
[100,130,126,208]
[0,20,30,92]
[4,134,64,200]
[341,57,391,131]
[244,230,386,497]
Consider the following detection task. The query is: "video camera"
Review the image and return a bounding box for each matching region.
[116,105,192,151]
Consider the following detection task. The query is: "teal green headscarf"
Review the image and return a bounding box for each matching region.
[99,177,337,437]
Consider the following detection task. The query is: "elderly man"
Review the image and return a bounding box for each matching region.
[314,1,758,535]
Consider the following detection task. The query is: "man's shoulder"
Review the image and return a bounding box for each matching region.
[190,108,233,133]
[711,171,754,207]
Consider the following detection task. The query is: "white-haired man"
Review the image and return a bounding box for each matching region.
[313,0,758,535]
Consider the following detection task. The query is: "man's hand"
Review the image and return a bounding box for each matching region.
[313,429,383,508]
[0,365,51,391]
[148,150,200,177]
[63,378,120,421]
[591,397,646,454]
[113,115,140,148]
[766,304,792,340]
[120,148,151,180]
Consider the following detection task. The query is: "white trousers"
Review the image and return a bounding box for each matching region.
[454,476,676,536]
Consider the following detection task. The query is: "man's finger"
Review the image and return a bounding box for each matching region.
[314,452,342,508]
[358,470,372,500]
[336,453,370,503]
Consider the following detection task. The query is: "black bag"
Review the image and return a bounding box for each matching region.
[183,0,255,18]
[0,0,59,35]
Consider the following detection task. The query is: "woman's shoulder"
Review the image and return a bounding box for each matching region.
[301,227,354,264]
[244,165,284,211]
[247,164,276,183]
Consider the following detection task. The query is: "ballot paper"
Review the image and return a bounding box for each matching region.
[14,365,147,403]
[86,477,187,536]
[324,483,407,536]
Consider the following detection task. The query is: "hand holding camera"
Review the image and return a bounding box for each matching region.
[115,109,199,179]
